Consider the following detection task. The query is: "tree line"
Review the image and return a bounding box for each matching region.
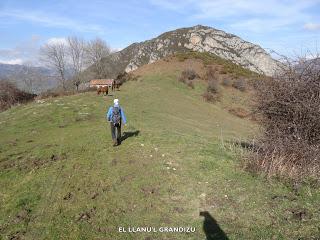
[40,37,112,91]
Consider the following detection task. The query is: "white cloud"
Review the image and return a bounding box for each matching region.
[0,9,105,34]
[151,0,319,17]
[47,37,68,45]
[0,58,24,65]
[230,17,294,33]
[0,36,42,66]
[192,0,316,19]
[150,0,320,33]
[304,23,320,31]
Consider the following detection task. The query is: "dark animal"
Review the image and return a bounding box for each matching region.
[114,80,122,91]
[74,80,80,91]
[97,86,109,95]
[114,72,129,91]
[111,80,115,91]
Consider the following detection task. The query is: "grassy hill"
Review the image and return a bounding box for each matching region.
[0,67,319,239]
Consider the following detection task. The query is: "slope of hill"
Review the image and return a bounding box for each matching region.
[96,25,280,78]
[0,68,319,239]
[132,52,260,116]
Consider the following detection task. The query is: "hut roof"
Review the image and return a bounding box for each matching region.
[90,79,114,85]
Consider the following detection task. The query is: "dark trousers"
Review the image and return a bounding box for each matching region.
[110,122,121,143]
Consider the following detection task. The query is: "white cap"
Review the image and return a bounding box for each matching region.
[114,99,119,106]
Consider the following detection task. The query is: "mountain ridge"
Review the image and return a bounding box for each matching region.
[98,25,280,78]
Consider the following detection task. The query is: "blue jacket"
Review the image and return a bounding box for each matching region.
[106,105,127,124]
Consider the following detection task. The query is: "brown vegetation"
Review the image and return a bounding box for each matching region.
[114,72,138,90]
[180,69,198,81]
[247,58,320,181]
[178,68,198,88]
[232,78,247,92]
[116,72,134,85]
[36,87,95,100]
[0,81,36,111]
[203,67,220,102]
[228,107,250,118]
[175,51,260,78]
[221,78,232,87]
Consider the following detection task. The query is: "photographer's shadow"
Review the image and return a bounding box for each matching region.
[200,211,229,240]
[121,130,140,142]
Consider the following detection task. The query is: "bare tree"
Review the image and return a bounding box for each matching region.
[248,55,320,180]
[67,36,85,90]
[41,42,68,90]
[85,38,111,78]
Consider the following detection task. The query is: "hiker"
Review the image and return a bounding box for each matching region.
[106,99,127,146]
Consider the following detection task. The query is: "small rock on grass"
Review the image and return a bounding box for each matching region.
[200,193,206,199]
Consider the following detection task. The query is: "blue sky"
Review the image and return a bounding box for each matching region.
[0,0,320,65]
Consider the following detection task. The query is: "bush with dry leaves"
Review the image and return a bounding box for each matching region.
[0,80,36,111]
[247,57,320,181]
[203,67,220,102]
[178,68,197,89]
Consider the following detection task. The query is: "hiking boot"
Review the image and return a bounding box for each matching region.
[113,140,118,146]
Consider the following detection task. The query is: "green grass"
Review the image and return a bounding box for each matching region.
[0,73,319,239]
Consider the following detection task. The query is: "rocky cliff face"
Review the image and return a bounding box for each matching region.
[102,25,280,77]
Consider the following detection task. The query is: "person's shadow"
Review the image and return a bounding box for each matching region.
[121,130,140,142]
[200,211,229,240]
